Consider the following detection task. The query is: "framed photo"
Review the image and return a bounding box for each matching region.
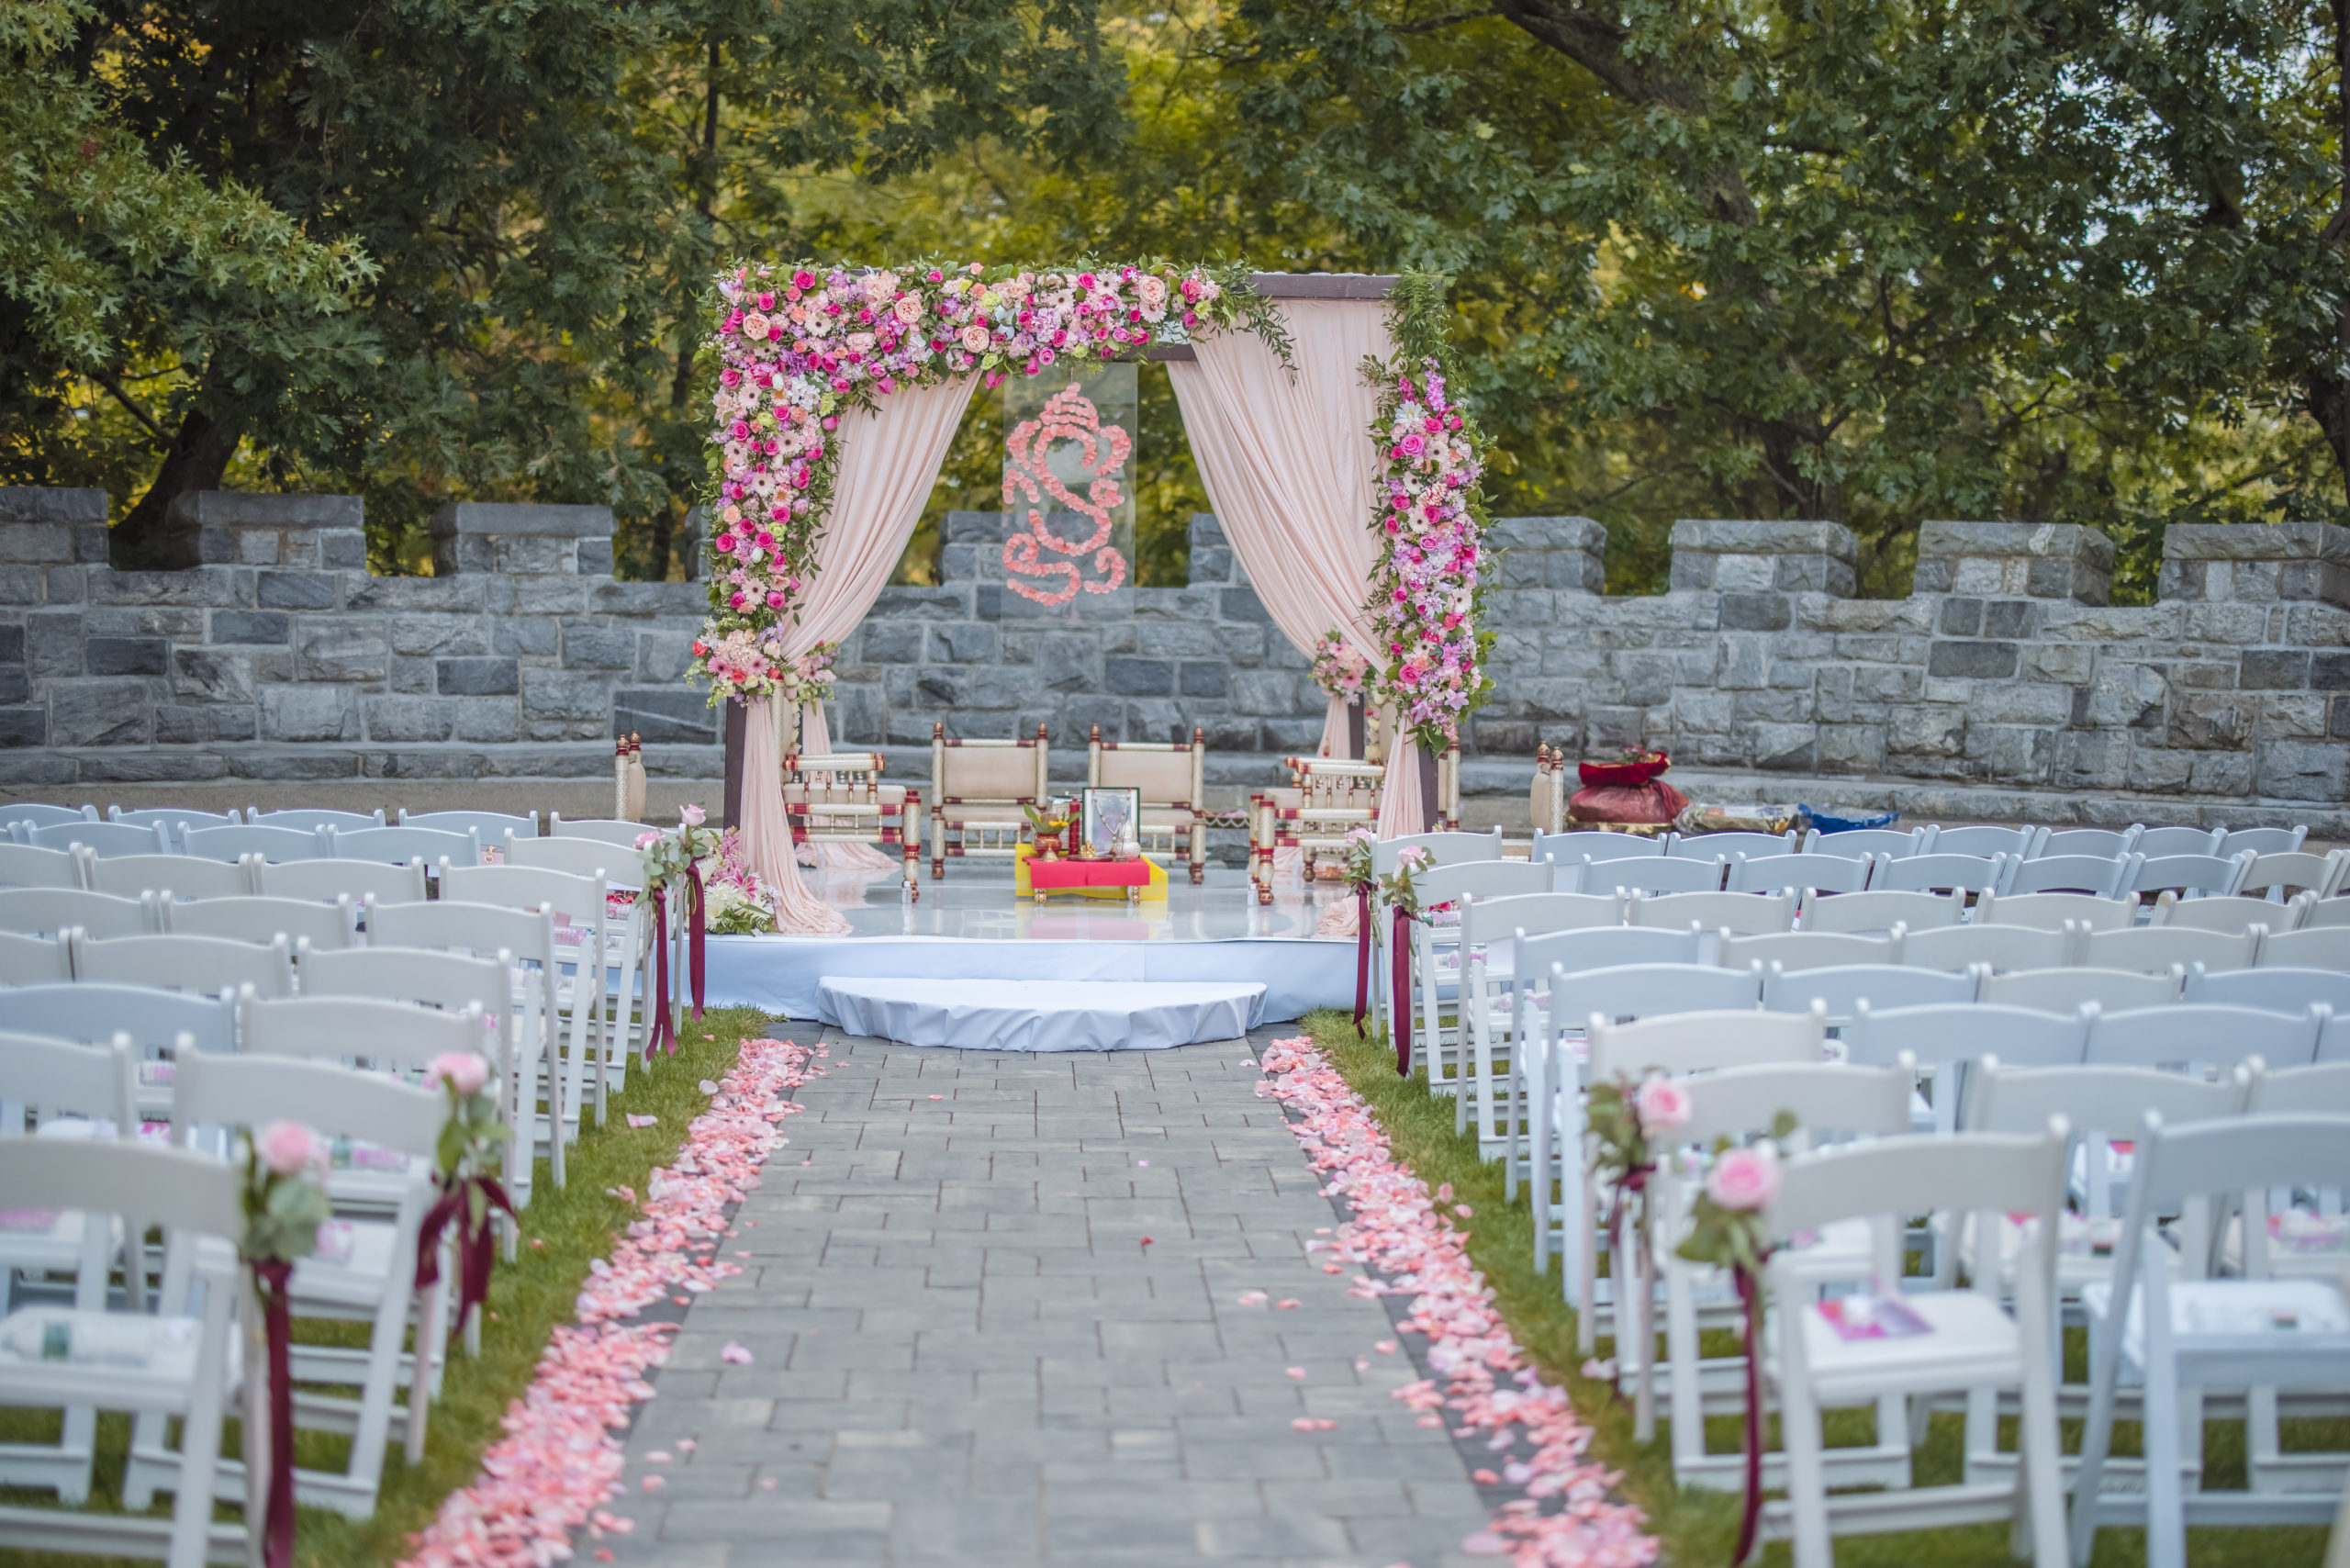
[1080,787,1140,859]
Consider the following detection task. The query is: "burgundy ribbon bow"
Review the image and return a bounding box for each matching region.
[1351,884,1372,1035]
[687,862,707,1019]
[414,1172,515,1327]
[1732,1263,1767,1566]
[644,871,710,1063]
[252,1258,297,1568]
[1392,905,1413,1076]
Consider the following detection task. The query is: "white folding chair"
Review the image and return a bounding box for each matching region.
[1364,829,1505,1047]
[1869,852,2006,895]
[6,984,236,1118]
[1764,1126,2071,1568]
[1974,888,2139,932]
[1797,888,1963,935]
[253,857,428,909]
[1670,830,1795,861]
[84,853,252,902]
[370,898,570,1188]
[2241,850,2348,902]
[1901,922,2075,973]
[298,947,531,1213]
[2078,924,2255,974]
[2072,1113,2350,1568]
[2041,826,2142,859]
[1406,860,1557,1103]
[548,813,652,849]
[0,931,73,983]
[1998,856,2133,900]
[1580,855,1726,897]
[1628,889,1794,936]
[2256,927,2350,971]
[126,1051,446,1517]
[1760,962,1976,1025]
[71,932,294,998]
[1798,827,1925,861]
[2084,1002,2323,1070]
[0,1141,241,1568]
[2188,966,2350,1019]
[0,843,88,890]
[1984,966,2180,1014]
[0,888,157,938]
[1529,828,1665,866]
[180,823,328,863]
[27,821,167,859]
[2132,824,2227,859]
[2130,851,2255,902]
[495,842,649,1081]
[245,807,384,832]
[439,864,618,1130]
[1921,823,2040,859]
[1456,892,1625,1155]
[2216,825,2310,858]
[331,823,482,869]
[1718,931,1897,972]
[1846,1000,2091,1137]
[400,808,538,840]
[2305,894,2350,932]
[1729,852,1870,895]
[0,1033,140,1502]
[106,808,239,853]
[2154,890,2311,935]
[1573,1005,1822,1369]
[2,804,98,832]
[1658,1059,1915,1492]
[162,894,356,949]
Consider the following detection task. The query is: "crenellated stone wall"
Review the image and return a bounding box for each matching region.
[3,487,2344,832]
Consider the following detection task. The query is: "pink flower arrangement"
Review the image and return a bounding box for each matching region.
[1706,1145,1781,1211]
[425,1050,490,1097]
[1631,1076,1692,1133]
[1371,361,1490,746]
[256,1120,320,1177]
[1310,628,1371,699]
[397,1036,811,1568]
[1257,1036,1657,1567]
[690,261,1259,697]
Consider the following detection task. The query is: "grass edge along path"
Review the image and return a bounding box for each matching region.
[0,1006,784,1568]
[1295,1008,2331,1568]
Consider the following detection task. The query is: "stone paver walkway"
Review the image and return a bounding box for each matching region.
[604,1027,1490,1568]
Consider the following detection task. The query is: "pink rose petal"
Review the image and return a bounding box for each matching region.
[721,1341,755,1365]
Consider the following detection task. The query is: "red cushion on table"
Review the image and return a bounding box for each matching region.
[1028,858,1151,890]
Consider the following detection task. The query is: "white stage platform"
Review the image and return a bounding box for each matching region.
[819,977,1267,1052]
[702,865,1356,1039]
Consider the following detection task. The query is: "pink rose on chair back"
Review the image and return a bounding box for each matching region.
[426,1050,490,1097]
[256,1120,321,1177]
[1634,1076,1692,1133]
[1706,1145,1781,1211]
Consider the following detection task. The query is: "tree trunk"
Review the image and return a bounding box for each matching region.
[116,409,238,566]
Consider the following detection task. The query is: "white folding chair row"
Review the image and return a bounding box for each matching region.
[1801,826,1927,860]
[18,820,168,859]
[5,983,233,1117]
[549,812,652,848]
[1628,888,1794,935]
[491,841,650,1083]
[1367,829,1504,1054]
[105,807,239,850]
[1919,823,2040,859]
[121,1049,447,1519]
[66,931,296,998]
[1973,888,2140,932]
[244,806,384,832]
[330,823,481,868]
[180,822,330,863]
[0,1033,142,1504]
[1404,858,1556,1108]
[0,923,72,982]
[0,841,86,891]
[1667,829,1796,861]
[2188,965,2350,1020]
[0,887,161,938]
[2239,848,2350,901]
[1729,851,1873,894]
[442,861,625,1130]
[1,802,98,831]
[1571,854,1727,897]
[1796,887,1965,934]
[0,1140,242,1568]
[85,851,252,901]
[1528,828,1667,866]
[1452,891,1627,1155]
[162,893,358,949]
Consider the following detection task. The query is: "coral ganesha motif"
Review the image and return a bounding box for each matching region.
[1002,381,1131,606]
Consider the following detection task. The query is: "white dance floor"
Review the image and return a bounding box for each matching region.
[818,977,1268,1052]
[702,865,1357,1042]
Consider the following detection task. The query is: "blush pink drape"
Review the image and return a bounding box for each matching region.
[737,377,980,930]
[1168,297,1420,833]
[1320,692,1351,759]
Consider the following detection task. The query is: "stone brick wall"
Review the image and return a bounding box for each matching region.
[4,487,2345,833]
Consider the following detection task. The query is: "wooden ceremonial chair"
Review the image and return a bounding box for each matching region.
[930,721,1048,876]
[1087,724,1207,884]
[1249,756,1383,904]
[785,748,922,895]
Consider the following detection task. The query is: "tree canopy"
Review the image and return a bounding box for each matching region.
[4,0,2344,595]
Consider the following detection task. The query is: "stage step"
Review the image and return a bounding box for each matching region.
[817,978,1266,1052]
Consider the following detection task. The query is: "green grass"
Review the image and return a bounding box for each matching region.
[1293,1007,2335,1568]
[0,1006,778,1568]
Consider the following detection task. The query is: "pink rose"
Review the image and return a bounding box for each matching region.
[426,1050,490,1096]
[740,312,770,341]
[1707,1145,1781,1211]
[892,295,923,325]
[959,324,990,353]
[256,1120,319,1176]
[1634,1076,1692,1132]
[680,803,706,827]
[1398,846,1431,869]
[634,830,662,850]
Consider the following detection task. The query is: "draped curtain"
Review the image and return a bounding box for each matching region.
[737,377,980,932]
[1167,298,1424,835]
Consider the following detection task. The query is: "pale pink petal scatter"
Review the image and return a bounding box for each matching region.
[397,1036,811,1568]
[1256,1036,1658,1568]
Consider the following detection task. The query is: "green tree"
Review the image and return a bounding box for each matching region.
[0,0,373,530]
